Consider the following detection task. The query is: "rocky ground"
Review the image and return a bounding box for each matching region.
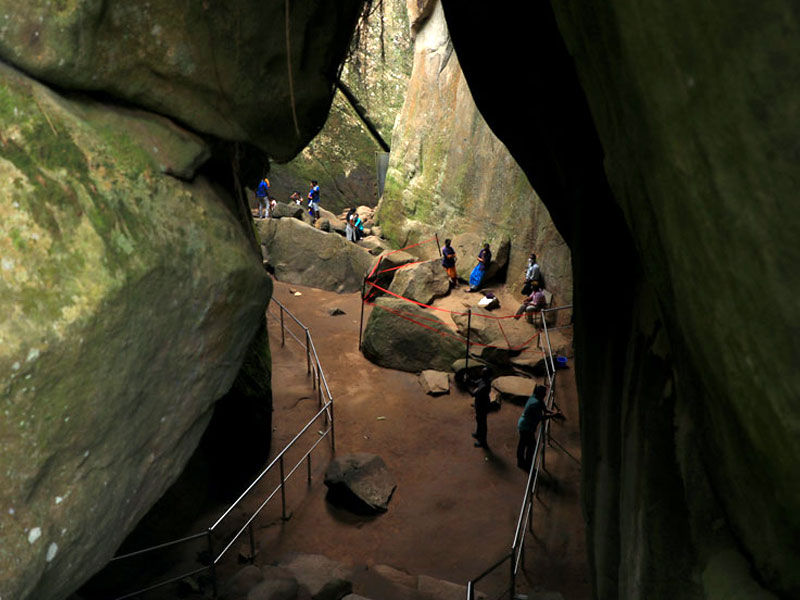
[205,279,589,599]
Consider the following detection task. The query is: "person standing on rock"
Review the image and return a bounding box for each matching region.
[468,243,491,292]
[255,176,270,219]
[470,367,493,449]
[345,207,357,242]
[516,384,562,471]
[441,239,458,288]
[307,180,321,223]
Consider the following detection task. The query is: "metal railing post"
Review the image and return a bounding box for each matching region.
[435,232,441,257]
[510,550,516,599]
[358,276,367,350]
[305,328,311,375]
[466,581,475,600]
[329,398,336,453]
[280,305,285,347]
[307,453,312,484]
[206,530,218,598]
[279,455,287,520]
[248,523,255,563]
[465,308,472,369]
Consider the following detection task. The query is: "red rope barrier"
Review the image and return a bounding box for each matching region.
[376,261,424,274]
[366,281,519,320]
[366,301,540,353]
[381,235,438,256]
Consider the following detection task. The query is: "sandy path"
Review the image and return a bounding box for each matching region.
[213,279,589,599]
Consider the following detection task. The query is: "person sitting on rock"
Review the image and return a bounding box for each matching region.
[290,191,302,205]
[514,283,546,320]
[441,238,458,288]
[467,243,491,292]
[268,197,277,217]
[522,252,543,295]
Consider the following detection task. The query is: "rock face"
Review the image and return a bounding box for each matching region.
[361,298,464,372]
[442,1,800,598]
[0,62,270,600]
[388,259,450,304]
[324,454,397,515]
[0,0,364,159]
[375,0,572,302]
[269,0,413,211]
[258,217,374,293]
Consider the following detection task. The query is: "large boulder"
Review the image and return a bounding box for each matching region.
[452,233,511,283]
[324,454,397,515]
[450,307,504,344]
[0,0,364,159]
[271,202,304,220]
[257,218,374,293]
[361,298,464,372]
[387,259,450,304]
[0,62,270,600]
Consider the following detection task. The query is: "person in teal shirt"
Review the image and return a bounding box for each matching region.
[516,385,561,470]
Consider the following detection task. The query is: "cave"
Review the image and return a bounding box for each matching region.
[1,1,797,599]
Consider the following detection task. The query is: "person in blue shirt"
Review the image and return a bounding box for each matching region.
[516,384,562,470]
[255,176,270,219]
[307,180,321,222]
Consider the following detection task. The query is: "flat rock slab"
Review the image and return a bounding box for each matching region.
[492,376,536,403]
[418,370,450,395]
[324,454,397,515]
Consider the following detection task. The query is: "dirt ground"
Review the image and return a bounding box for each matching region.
[205,278,590,599]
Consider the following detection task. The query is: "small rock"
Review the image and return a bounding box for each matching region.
[418,370,450,395]
[324,454,397,514]
[329,307,346,316]
[223,565,264,599]
[279,554,352,600]
[247,578,298,600]
[294,291,302,296]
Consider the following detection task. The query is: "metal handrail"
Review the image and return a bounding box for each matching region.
[467,304,573,600]
[109,296,334,600]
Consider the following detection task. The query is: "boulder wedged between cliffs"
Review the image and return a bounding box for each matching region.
[361,297,464,373]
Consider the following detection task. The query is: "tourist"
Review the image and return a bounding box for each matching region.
[516,385,562,471]
[255,175,270,219]
[307,180,321,222]
[467,243,491,292]
[353,213,365,241]
[290,191,302,205]
[522,253,543,295]
[514,282,546,320]
[469,367,493,449]
[345,208,357,242]
[268,197,277,217]
[441,239,458,288]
